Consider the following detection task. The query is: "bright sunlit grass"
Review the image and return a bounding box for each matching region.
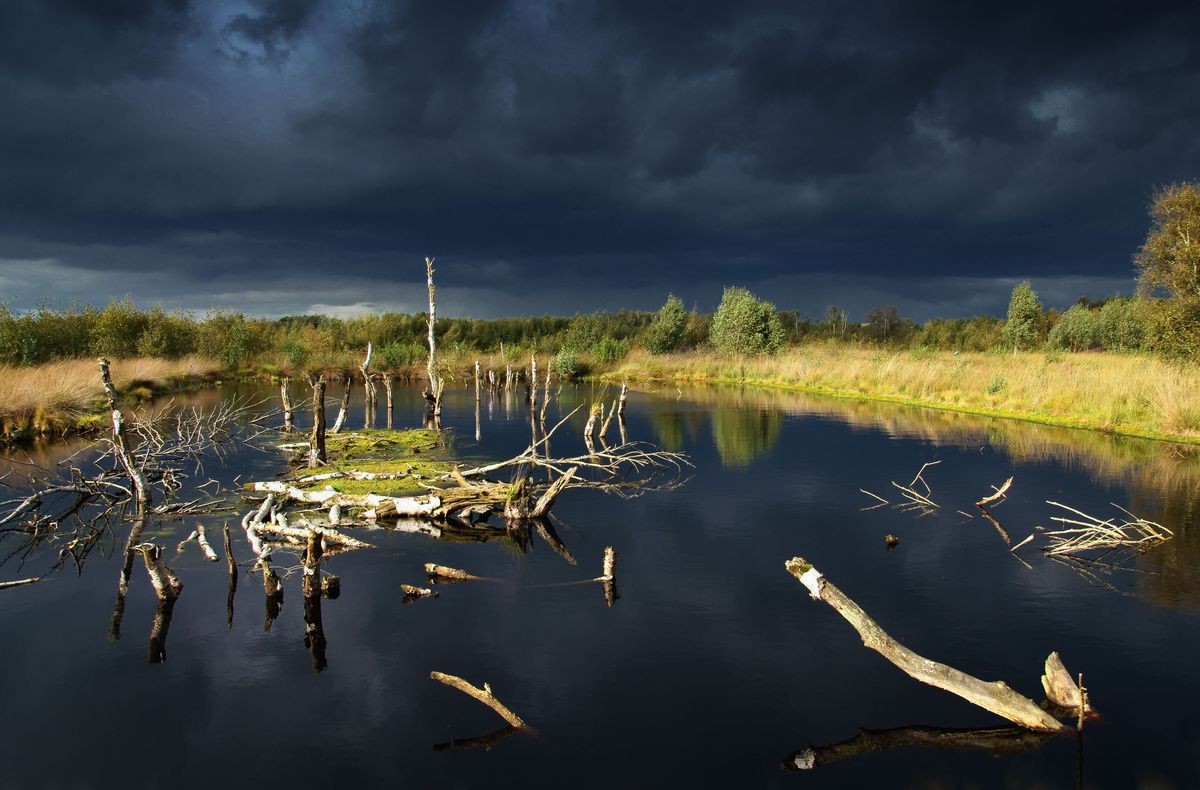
[608,344,1200,442]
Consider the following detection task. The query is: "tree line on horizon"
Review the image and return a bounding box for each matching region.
[2,182,1197,369]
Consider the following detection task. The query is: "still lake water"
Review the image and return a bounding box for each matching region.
[2,380,1199,788]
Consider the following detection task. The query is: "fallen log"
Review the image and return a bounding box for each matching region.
[252,521,373,550]
[250,481,442,517]
[430,671,527,728]
[785,556,1069,732]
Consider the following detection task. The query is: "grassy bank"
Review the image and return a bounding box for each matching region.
[0,356,221,441]
[603,345,1200,443]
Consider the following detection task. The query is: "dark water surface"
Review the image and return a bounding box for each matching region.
[3,381,1199,788]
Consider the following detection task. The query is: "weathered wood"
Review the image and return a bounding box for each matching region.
[250,481,441,518]
[307,374,327,467]
[280,377,294,432]
[1041,652,1087,711]
[194,524,219,562]
[98,358,150,513]
[331,374,351,434]
[616,382,628,417]
[430,671,527,728]
[783,725,1056,771]
[425,562,480,581]
[140,544,183,601]
[251,520,373,550]
[425,256,445,420]
[785,556,1068,732]
[384,374,394,430]
[0,577,43,591]
[401,583,436,604]
[977,477,1013,508]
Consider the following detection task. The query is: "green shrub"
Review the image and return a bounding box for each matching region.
[708,286,784,355]
[552,349,580,378]
[378,341,424,370]
[1000,281,1043,352]
[593,335,629,364]
[1093,297,1147,352]
[642,294,688,354]
[91,298,148,358]
[985,375,1007,395]
[1046,304,1096,352]
[136,307,197,358]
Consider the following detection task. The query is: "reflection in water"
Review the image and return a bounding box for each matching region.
[676,384,1200,610]
[147,597,177,664]
[782,725,1060,771]
[710,403,783,467]
[433,725,520,753]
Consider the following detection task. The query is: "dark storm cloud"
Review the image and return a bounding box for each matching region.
[0,0,1198,318]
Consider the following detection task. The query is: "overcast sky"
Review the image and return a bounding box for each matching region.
[1,0,1197,321]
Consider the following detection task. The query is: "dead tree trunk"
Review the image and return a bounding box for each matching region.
[360,343,375,430]
[529,355,538,411]
[384,374,394,430]
[98,358,150,514]
[307,374,327,467]
[540,367,552,425]
[784,556,1070,732]
[331,374,351,434]
[424,256,445,424]
[280,377,294,432]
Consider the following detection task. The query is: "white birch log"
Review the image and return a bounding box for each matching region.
[785,556,1068,732]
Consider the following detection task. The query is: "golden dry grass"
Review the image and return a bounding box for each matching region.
[608,344,1200,442]
[0,356,219,435]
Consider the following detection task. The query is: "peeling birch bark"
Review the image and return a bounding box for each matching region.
[280,377,294,432]
[785,556,1069,732]
[98,358,150,513]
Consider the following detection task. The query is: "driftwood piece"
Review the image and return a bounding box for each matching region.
[250,481,441,517]
[783,725,1056,771]
[1041,652,1087,711]
[401,584,437,604]
[976,477,1013,508]
[194,524,219,562]
[0,577,43,591]
[785,556,1068,732]
[425,563,479,581]
[430,671,527,728]
[251,521,373,550]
